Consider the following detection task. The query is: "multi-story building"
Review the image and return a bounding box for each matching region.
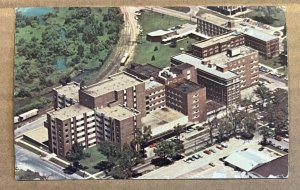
[196,13,232,37]
[95,105,142,146]
[79,72,146,117]
[145,79,166,114]
[46,104,95,157]
[126,63,161,80]
[53,82,80,110]
[240,27,279,59]
[171,53,241,106]
[165,79,207,122]
[200,46,260,89]
[207,6,247,16]
[192,32,245,58]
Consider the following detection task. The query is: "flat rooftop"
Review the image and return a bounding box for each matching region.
[239,27,278,41]
[142,107,186,130]
[171,53,238,80]
[126,63,161,80]
[168,79,203,93]
[82,72,144,97]
[96,105,139,121]
[23,126,48,144]
[145,79,164,90]
[49,104,93,120]
[193,32,243,48]
[53,82,80,101]
[198,13,229,26]
[203,45,257,65]
[147,29,173,37]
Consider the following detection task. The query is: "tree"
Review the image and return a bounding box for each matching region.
[254,84,271,105]
[173,124,185,139]
[66,143,86,169]
[151,55,155,61]
[77,45,84,56]
[134,126,152,153]
[154,139,184,160]
[154,46,158,51]
[242,116,257,136]
[240,96,253,113]
[217,118,233,141]
[259,126,275,145]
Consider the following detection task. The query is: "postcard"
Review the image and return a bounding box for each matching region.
[14,6,288,180]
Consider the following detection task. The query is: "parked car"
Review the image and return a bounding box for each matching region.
[203,150,211,155]
[196,154,203,158]
[258,147,264,151]
[192,155,199,160]
[283,149,289,153]
[220,142,228,148]
[149,143,157,148]
[216,145,223,150]
[209,163,215,167]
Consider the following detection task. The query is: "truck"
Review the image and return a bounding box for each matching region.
[120,53,129,66]
[18,109,39,122]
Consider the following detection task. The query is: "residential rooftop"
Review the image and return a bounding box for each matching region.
[96,105,139,121]
[171,53,238,80]
[168,79,203,93]
[126,63,161,80]
[239,26,278,42]
[203,45,257,65]
[81,72,144,97]
[53,82,80,101]
[49,104,93,121]
[197,13,229,26]
[193,32,243,48]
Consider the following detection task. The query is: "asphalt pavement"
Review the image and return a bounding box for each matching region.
[15,145,82,180]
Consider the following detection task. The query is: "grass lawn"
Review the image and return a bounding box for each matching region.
[241,7,286,27]
[132,11,197,68]
[164,7,191,13]
[80,145,107,174]
[196,8,233,20]
[259,54,287,69]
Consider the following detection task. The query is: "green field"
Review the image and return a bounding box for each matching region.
[80,146,107,174]
[241,7,286,27]
[132,11,196,68]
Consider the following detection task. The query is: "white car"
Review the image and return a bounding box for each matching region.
[220,142,228,148]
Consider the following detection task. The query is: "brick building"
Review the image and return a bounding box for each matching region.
[165,79,207,122]
[53,82,80,109]
[46,104,95,157]
[192,32,245,58]
[171,53,241,106]
[95,105,141,146]
[79,72,146,117]
[240,27,279,59]
[207,6,247,16]
[145,79,166,114]
[200,46,260,89]
[196,13,232,37]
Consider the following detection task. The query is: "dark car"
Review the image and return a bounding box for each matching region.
[258,147,264,151]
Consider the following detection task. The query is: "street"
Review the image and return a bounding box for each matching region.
[15,145,82,180]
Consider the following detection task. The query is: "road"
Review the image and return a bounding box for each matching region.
[15,145,82,180]
[15,115,47,138]
[91,7,140,83]
[145,7,197,22]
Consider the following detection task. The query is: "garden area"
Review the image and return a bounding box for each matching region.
[80,146,107,174]
[132,11,197,68]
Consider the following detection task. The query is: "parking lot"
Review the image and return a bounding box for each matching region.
[139,135,283,179]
